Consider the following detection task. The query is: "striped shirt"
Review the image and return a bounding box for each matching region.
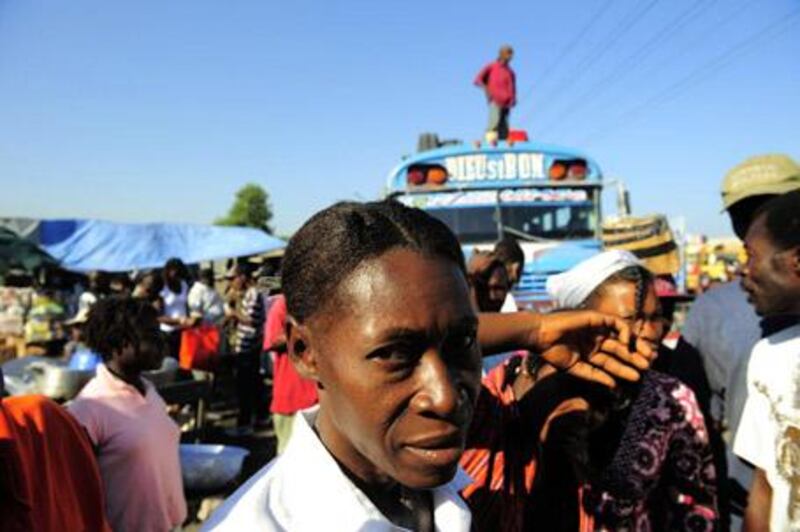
[233,286,265,354]
[460,357,535,532]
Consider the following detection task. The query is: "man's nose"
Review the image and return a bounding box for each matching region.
[411,350,463,420]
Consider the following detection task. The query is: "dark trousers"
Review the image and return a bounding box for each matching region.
[488,102,510,140]
[166,330,182,360]
[235,349,260,427]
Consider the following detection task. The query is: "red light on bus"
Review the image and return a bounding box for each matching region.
[508,129,529,142]
[407,165,448,187]
[549,162,567,180]
[567,162,587,180]
[428,167,448,185]
[407,168,426,186]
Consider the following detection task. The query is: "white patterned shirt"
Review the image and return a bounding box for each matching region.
[734,324,800,531]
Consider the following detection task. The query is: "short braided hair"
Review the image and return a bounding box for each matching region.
[281,199,466,323]
[586,265,654,319]
[83,296,160,361]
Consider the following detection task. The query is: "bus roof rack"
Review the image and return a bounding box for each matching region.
[417,133,462,153]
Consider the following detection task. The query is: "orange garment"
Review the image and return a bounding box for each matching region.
[0,395,110,532]
[460,357,594,532]
[460,360,536,532]
[179,323,221,371]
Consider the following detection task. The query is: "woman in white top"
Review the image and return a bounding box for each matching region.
[158,257,190,358]
[203,200,653,532]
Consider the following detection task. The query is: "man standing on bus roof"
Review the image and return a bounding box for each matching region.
[474,45,516,142]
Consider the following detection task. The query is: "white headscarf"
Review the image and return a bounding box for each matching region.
[546,250,643,310]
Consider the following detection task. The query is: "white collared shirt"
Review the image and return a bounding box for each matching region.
[203,406,473,531]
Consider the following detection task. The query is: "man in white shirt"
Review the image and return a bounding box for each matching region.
[202,200,656,532]
[188,268,224,325]
[202,406,473,531]
[734,190,800,531]
[681,154,800,525]
[76,270,106,315]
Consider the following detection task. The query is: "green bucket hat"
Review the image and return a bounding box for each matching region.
[721,153,800,211]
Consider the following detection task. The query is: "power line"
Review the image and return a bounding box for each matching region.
[578,7,800,145]
[560,0,754,141]
[538,0,716,138]
[546,0,753,139]
[515,0,615,111]
[521,0,662,133]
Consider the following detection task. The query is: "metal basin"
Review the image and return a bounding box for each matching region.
[1,356,92,400]
[2,355,179,400]
[27,360,94,401]
[2,356,44,396]
[143,357,179,387]
[180,444,250,493]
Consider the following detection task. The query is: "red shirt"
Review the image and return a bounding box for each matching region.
[0,395,111,532]
[474,61,516,108]
[264,295,318,415]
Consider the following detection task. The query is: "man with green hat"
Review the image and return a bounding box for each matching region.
[680,153,800,527]
[721,154,800,239]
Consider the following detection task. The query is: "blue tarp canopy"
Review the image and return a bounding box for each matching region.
[33,219,284,273]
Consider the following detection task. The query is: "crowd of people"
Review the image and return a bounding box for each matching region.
[1,152,799,532]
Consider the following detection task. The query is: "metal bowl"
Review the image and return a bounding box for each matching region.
[2,356,60,397]
[1,356,93,400]
[2,373,34,396]
[27,360,94,400]
[143,357,179,387]
[180,444,250,493]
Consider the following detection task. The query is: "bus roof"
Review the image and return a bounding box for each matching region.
[386,140,603,192]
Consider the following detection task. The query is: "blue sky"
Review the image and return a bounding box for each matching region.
[1,0,798,237]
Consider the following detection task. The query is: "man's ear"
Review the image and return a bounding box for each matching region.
[116,341,135,361]
[286,316,320,383]
[791,246,800,277]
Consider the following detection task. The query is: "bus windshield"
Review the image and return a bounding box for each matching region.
[427,203,597,244]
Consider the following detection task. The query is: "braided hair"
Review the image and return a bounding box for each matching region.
[528,264,658,528]
[586,265,654,322]
[281,199,466,324]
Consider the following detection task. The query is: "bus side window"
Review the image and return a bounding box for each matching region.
[556,207,570,228]
[543,210,553,232]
